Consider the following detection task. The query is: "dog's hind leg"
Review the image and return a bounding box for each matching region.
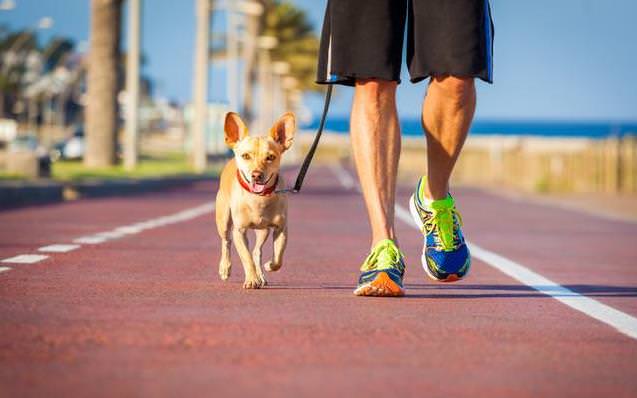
[252,228,270,285]
[216,197,233,281]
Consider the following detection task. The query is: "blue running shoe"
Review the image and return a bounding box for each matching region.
[354,239,405,297]
[409,177,470,282]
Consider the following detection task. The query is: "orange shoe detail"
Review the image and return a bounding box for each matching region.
[354,272,405,297]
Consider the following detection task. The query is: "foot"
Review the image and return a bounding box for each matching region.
[218,260,231,280]
[353,239,405,297]
[409,176,471,282]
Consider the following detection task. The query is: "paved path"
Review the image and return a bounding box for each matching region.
[1,166,636,397]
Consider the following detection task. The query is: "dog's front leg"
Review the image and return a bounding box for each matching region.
[265,225,287,272]
[252,228,270,286]
[232,227,264,289]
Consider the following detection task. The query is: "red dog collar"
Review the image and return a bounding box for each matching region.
[236,170,278,196]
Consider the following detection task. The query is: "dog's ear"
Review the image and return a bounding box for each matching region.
[269,112,295,151]
[224,112,248,148]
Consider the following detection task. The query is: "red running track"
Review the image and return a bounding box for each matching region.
[0,166,636,397]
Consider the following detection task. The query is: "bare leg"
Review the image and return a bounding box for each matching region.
[252,228,270,285]
[232,227,263,289]
[264,225,287,272]
[421,76,476,200]
[350,78,401,248]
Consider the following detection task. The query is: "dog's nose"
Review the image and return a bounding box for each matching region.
[251,170,264,182]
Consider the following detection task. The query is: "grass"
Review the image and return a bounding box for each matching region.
[51,153,219,182]
[0,172,27,181]
[0,153,218,182]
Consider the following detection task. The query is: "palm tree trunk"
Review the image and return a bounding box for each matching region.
[85,0,122,168]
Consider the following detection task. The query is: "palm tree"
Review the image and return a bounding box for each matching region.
[262,1,319,92]
[240,0,319,123]
[0,29,38,120]
[85,0,123,168]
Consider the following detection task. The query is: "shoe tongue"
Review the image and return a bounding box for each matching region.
[251,180,266,193]
[430,195,454,210]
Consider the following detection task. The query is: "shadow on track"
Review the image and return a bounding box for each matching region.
[266,283,637,298]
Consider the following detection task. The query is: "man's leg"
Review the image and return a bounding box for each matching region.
[421,76,476,200]
[350,78,406,297]
[408,75,475,282]
[350,78,401,248]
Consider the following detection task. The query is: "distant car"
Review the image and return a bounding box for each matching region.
[8,134,51,176]
[50,126,122,161]
[51,127,84,161]
[51,126,85,161]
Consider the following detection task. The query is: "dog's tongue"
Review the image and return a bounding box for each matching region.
[251,180,266,193]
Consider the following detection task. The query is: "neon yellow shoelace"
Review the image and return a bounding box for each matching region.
[424,206,463,251]
[360,239,403,272]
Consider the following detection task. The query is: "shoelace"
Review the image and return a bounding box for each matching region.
[361,241,403,272]
[423,207,463,251]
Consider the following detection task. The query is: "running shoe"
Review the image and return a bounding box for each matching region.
[354,239,405,297]
[409,176,471,282]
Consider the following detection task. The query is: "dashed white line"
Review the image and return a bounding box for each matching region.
[70,202,215,246]
[333,164,637,341]
[38,244,80,253]
[2,201,215,276]
[74,236,109,245]
[1,254,49,264]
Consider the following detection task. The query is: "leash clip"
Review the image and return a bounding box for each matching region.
[274,187,299,195]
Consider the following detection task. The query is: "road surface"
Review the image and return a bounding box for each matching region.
[1,166,636,397]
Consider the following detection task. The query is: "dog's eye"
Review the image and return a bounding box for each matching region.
[241,153,251,160]
[266,154,276,162]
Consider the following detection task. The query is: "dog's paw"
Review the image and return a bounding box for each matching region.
[264,261,282,272]
[258,273,268,286]
[218,262,231,280]
[243,277,264,289]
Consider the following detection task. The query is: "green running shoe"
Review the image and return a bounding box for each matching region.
[354,239,405,297]
[409,176,471,282]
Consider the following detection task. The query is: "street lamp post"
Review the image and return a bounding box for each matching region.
[124,0,141,171]
[192,0,211,172]
[271,61,290,118]
[226,2,239,112]
[256,35,277,133]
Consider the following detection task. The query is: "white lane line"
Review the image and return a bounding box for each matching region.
[72,201,215,246]
[74,236,108,245]
[1,202,215,276]
[333,164,637,341]
[329,163,356,189]
[38,244,80,253]
[1,254,49,264]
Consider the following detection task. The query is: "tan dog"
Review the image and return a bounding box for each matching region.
[215,112,295,289]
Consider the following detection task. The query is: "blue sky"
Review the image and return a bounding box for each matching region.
[2,0,636,121]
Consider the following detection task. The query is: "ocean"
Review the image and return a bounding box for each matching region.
[301,118,637,139]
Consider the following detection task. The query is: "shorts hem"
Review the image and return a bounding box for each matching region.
[410,70,493,84]
[316,72,401,87]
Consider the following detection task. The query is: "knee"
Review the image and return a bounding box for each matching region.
[355,78,397,105]
[430,75,475,101]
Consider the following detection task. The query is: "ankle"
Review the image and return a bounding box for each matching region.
[370,236,396,249]
[418,176,449,202]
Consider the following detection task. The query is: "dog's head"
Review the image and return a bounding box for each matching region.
[224,112,295,194]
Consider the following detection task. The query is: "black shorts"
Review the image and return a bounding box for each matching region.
[316,0,494,86]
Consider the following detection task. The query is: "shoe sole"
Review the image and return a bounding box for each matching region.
[409,194,466,283]
[353,272,405,297]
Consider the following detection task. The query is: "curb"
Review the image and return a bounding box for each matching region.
[0,174,214,210]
